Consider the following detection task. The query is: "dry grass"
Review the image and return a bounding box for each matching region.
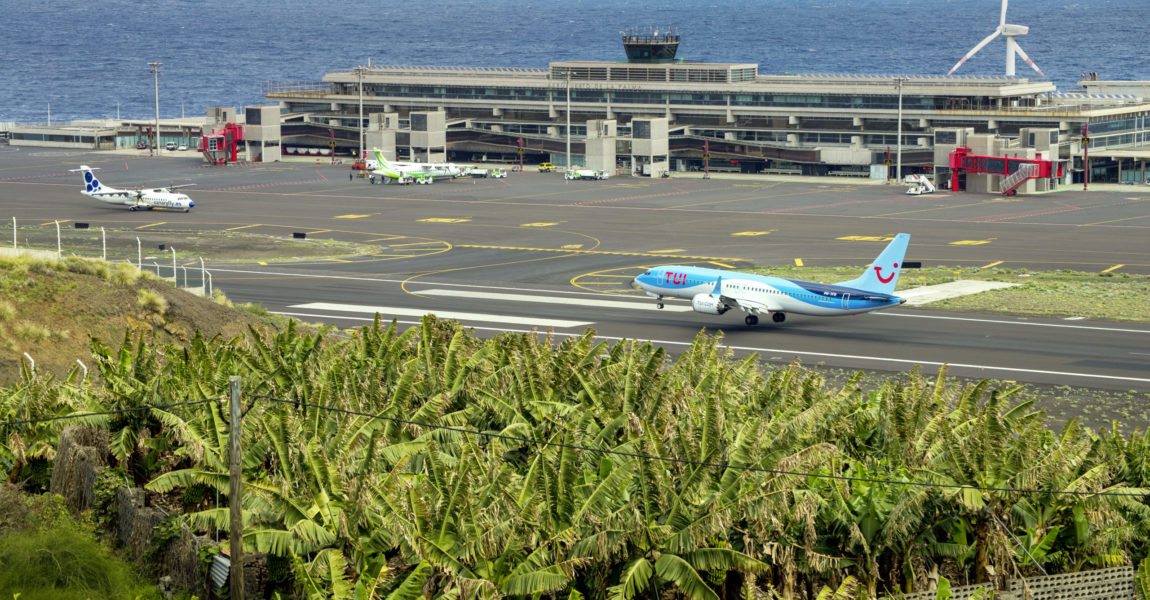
[136,289,169,316]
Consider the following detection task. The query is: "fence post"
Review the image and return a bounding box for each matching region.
[228,376,245,599]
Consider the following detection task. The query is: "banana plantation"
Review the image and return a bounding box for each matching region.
[3,316,1150,600]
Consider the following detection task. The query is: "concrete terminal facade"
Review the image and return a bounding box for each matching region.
[262,36,1150,184]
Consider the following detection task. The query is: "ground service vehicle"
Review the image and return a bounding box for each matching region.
[538,162,556,172]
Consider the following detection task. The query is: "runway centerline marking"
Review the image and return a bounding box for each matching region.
[418,288,692,312]
[210,268,1150,334]
[289,302,593,328]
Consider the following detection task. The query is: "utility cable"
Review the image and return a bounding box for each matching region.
[0,396,224,428]
[256,395,1149,499]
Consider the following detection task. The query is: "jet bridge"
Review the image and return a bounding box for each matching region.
[947,146,1063,195]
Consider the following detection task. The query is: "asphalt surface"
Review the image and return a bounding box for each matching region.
[2,147,1148,391]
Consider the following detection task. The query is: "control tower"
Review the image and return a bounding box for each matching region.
[622,27,680,63]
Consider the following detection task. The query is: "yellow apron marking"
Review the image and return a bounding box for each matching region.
[389,240,445,247]
[650,248,686,254]
[1101,264,1125,273]
[41,220,69,226]
[794,258,804,267]
[950,239,994,245]
[561,244,584,249]
[136,222,167,229]
[334,214,372,219]
[732,231,771,236]
[226,224,261,231]
[459,244,742,261]
[710,262,734,268]
[419,218,471,223]
[837,235,894,241]
[521,222,563,227]
[981,260,1004,269]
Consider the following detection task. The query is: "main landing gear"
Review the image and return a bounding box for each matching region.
[745,312,786,326]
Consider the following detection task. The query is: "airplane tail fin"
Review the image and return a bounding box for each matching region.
[71,165,105,193]
[834,233,911,294]
[372,148,392,169]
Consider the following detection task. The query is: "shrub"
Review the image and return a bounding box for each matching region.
[0,527,161,599]
[109,262,141,286]
[63,257,109,279]
[137,288,169,315]
[0,299,14,321]
[14,321,50,341]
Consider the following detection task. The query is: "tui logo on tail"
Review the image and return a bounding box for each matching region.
[874,262,899,284]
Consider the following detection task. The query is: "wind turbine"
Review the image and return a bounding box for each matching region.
[947,0,1044,77]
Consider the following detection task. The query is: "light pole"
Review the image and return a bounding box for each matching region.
[895,77,905,184]
[354,67,365,162]
[148,61,162,156]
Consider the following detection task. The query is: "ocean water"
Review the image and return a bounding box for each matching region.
[2,0,1146,124]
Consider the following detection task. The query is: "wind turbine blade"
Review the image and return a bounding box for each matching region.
[948,30,1001,75]
[1000,0,1009,27]
[1012,42,1046,77]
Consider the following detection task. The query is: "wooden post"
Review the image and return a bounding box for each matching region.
[228,375,245,599]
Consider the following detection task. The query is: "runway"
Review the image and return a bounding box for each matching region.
[2,148,1148,391]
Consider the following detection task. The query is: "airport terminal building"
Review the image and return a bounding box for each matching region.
[263,33,1150,183]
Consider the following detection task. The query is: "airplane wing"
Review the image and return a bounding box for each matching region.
[712,277,784,315]
[718,293,781,315]
[165,184,196,191]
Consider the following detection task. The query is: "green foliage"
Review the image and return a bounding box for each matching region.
[145,514,184,567]
[0,299,14,321]
[0,527,161,600]
[1137,557,1150,600]
[91,467,124,531]
[4,314,1150,599]
[0,488,159,600]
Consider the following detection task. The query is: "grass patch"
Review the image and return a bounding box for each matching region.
[14,321,51,342]
[136,289,169,315]
[0,300,13,321]
[748,265,1150,322]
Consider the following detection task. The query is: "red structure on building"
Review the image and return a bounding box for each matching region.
[947,146,1064,195]
[199,123,243,165]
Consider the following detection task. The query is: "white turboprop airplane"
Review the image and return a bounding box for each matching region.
[633,234,911,326]
[71,166,196,212]
[369,148,462,184]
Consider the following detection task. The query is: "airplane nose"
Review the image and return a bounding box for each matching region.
[631,277,642,290]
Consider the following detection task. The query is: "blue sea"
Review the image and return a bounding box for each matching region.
[2,0,1147,124]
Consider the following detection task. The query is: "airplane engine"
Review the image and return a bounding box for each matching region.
[691,294,728,315]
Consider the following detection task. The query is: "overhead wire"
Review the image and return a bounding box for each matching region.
[1,392,1144,499]
[255,395,1149,499]
[0,396,224,428]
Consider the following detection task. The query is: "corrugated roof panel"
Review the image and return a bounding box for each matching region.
[210,554,230,591]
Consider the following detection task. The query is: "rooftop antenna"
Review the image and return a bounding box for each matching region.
[947,0,1044,77]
